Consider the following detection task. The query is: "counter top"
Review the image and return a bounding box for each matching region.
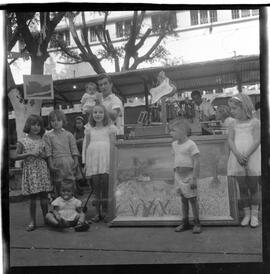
[116,134,228,146]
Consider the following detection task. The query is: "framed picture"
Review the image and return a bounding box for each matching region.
[137,111,148,124]
[23,74,54,100]
[108,135,239,226]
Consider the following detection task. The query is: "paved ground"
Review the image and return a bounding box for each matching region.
[7,193,263,268]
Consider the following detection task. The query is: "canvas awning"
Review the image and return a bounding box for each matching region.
[12,54,259,108]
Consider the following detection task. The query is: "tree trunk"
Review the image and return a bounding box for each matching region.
[8,55,45,144]
[31,55,45,74]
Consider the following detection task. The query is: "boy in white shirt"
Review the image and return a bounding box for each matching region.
[169,119,202,233]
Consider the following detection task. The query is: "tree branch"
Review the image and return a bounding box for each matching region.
[57,41,81,60]
[67,12,90,58]
[15,12,36,53]
[135,28,152,51]
[130,34,165,69]
[57,60,84,65]
[81,11,92,55]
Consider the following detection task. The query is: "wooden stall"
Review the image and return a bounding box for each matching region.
[9,56,260,223]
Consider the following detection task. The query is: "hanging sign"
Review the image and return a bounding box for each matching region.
[150,78,174,104]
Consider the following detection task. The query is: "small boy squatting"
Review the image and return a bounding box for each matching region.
[169,119,202,234]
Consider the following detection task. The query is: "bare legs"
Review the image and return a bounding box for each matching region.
[27,192,49,231]
[91,173,109,222]
[237,176,260,227]
[175,195,201,233]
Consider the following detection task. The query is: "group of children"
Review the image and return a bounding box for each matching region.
[13,80,116,231]
[13,88,261,234]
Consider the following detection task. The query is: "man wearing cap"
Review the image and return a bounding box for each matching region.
[97,73,124,138]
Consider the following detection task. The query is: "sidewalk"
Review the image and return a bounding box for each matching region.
[8,191,262,267]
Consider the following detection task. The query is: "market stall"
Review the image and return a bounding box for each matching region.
[9,56,260,225]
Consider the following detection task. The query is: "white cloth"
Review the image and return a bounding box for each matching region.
[80,92,99,114]
[102,93,124,135]
[52,196,82,221]
[172,139,200,168]
[84,125,117,177]
[227,118,261,176]
[194,100,215,121]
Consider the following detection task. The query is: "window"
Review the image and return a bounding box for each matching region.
[190,10,217,26]
[116,20,132,38]
[252,9,259,16]
[210,10,218,22]
[241,9,250,17]
[231,10,240,19]
[49,30,70,48]
[231,9,259,19]
[151,12,177,32]
[190,10,199,25]
[89,25,104,42]
[200,10,208,24]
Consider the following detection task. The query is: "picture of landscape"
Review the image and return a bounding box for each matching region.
[111,140,238,225]
[23,74,54,99]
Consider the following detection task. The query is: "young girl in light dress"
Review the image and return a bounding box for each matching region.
[227,93,261,228]
[44,110,79,197]
[84,104,117,222]
[13,115,52,231]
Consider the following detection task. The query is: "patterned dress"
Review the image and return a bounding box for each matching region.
[20,136,52,195]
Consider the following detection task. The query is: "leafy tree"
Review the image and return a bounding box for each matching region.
[7,11,66,144]
[55,11,177,73]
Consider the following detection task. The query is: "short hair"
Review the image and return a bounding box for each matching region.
[97,73,112,84]
[85,81,97,90]
[48,110,67,127]
[168,118,191,136]
[60,180,75,192]
[191,90,201,98]
[88,104,110,127]
[228,93,254,119]
[23,114,45,136]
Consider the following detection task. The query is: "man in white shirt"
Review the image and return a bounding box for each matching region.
[191,90,216,121]
[97,74,124,137]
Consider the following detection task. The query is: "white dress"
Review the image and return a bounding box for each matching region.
[227,118,261,176]
[85,125,116,177]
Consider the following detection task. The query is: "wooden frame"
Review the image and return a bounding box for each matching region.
[23,74,54,100]
[108,135,239,226]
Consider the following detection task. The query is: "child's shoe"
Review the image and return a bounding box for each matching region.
[91,215,102,223]
[250,205,259,228]
[241,207,251,227]
[74,221,90,232]
[175,218,190,232]
[192,219,202,234]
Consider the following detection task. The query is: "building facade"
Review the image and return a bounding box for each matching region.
[10,9,259,84]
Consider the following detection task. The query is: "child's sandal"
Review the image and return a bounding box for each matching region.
[91,215,101,223]
[74,221,90,232]
[26,224,36,232]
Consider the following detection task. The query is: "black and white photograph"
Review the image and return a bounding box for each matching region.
[2,3,270,274]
